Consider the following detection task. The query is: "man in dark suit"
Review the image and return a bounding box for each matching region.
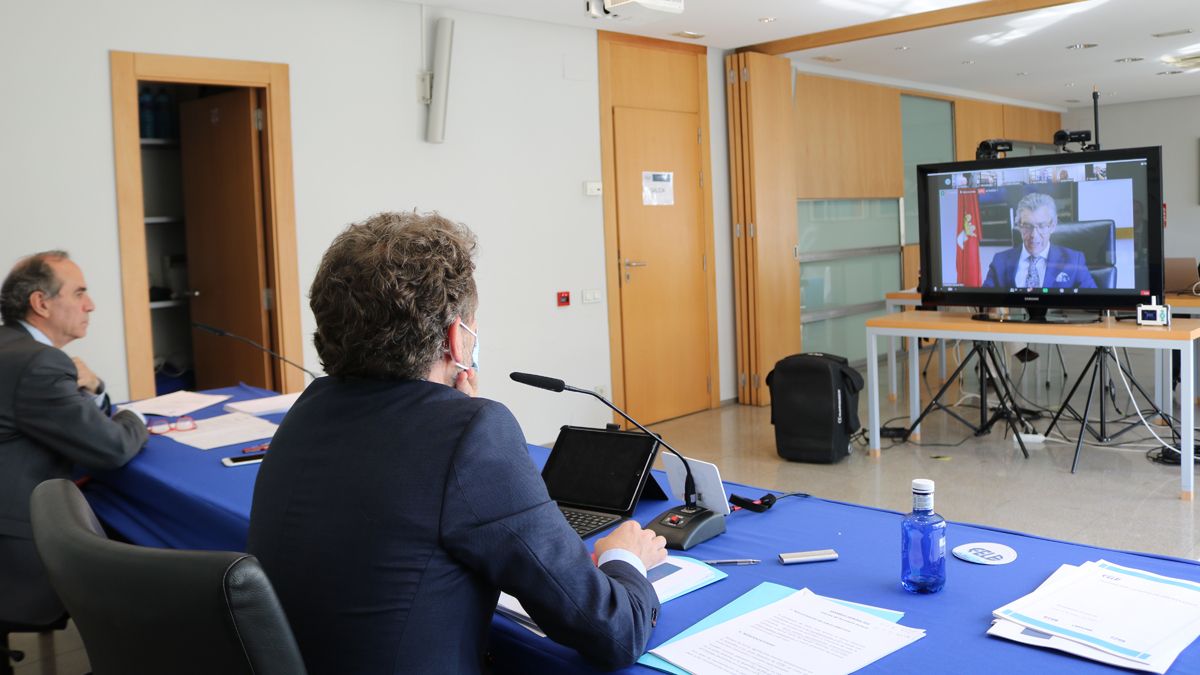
[0,251,147,626]
[248,213,666,674]
[982,192,1098,290]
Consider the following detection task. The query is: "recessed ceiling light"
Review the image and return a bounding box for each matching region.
[758,17,776,23]
[961,60,975,65]
[1152,29,1193,38]
[895,46,911,51]
[813,55,842,63]
[1065,99,1081,103]
[1066,43,1099,49]
[1157,70,1185,75]
[1064,82,1076,87]
[1016,71,1029,76]
[671,31,704,39]
[1114,57,1144,63]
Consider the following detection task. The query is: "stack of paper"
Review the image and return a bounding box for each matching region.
[224,392,302,416]
[496,556,726,638]
[989,559,1200,674]
[646,583,922,675]
[122,390,231,417]
[167,412,279,451]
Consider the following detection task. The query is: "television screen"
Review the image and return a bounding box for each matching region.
[917,146,1163,312]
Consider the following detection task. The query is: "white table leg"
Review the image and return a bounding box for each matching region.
[909,335,921,440]
[889,336,898,401]
[1165,348,1174,417]
[868,330,881,456]
[1155,348,1164,411]
[1181,343,1194,500]
[938,339,947,382]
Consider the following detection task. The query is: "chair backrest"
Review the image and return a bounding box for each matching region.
[29,480,307,675]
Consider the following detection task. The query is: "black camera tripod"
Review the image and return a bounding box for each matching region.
[904,340,1031,458]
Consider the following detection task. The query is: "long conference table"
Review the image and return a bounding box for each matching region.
[86,385,1200,674]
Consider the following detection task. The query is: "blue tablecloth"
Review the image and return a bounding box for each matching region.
[86,386,1200,674]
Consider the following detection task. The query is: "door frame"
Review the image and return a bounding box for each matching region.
[597,31,721,420]
[110,51,304,399]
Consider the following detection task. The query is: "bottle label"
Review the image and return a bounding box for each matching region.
[913,493,933,511]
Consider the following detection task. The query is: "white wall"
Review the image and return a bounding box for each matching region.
[1065,96,1200,253]
[0,0,738,443]
[708,49,736,402]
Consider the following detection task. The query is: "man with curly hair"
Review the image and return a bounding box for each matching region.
[248,212,665,674]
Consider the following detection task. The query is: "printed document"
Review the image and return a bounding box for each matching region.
[992,560,1200,671]
[122,390,231,417]
[168,412,278,450]
[649,588,924,675]
[224,392,302,416]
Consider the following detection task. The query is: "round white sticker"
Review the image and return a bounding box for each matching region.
[953,542,1017,565]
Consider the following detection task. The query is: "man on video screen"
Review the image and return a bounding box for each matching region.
[982,192,1097,289]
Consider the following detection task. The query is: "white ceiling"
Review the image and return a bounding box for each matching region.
[414,0,1200,109]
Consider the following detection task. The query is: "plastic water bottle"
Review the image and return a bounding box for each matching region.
[901,478,946,593]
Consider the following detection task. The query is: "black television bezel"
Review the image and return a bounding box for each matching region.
[916,145,1163,311]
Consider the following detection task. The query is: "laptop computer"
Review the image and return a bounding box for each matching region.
[542,426,661,538]
[1164,257,1198,295]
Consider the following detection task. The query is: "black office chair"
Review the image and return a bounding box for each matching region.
[1013,219,1117,288]
[1,615,67,675]
[29,479,307,675]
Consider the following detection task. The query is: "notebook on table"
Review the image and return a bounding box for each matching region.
[542,425,665,538]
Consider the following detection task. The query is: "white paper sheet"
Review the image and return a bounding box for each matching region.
[167,412,278,450]
[223,392,302,416]
[649,588,924,675]
[122,390,231,417]
[993,560,1200,669]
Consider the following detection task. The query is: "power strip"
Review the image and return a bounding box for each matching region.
[1017,433,1045,445]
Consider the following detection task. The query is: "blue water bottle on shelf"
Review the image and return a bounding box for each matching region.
[901,478,946,594]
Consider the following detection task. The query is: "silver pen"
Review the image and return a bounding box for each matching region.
[701,559,760,566]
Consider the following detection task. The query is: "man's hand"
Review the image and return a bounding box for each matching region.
[453,367,477,397]
[594,521,667,571]
[72,357,101,394]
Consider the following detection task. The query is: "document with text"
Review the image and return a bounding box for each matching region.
[649,588,924,675]
[168,412,278,450]
[992,560,1200,672]
[122,390,231,417]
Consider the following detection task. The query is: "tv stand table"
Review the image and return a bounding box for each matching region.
[865,311,1200,500]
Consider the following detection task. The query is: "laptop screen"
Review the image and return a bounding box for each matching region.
[542,426,659,514]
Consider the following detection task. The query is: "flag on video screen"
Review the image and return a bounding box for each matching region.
[956,189,982,286]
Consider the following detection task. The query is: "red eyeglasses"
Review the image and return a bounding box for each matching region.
[146,416,197,435]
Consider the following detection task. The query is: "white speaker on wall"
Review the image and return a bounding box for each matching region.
[425,17,454,144]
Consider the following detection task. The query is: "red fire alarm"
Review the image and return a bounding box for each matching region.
[557,291,570,307]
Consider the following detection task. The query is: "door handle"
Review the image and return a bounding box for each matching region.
[623,259,648,268]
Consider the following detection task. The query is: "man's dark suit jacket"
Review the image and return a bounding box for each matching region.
[247,377,660,674]
[982,244,1098,289]
[0,323,147,623]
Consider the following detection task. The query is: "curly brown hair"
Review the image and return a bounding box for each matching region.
[310,212,478,379]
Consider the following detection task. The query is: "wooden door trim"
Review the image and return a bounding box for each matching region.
[597,32,721,421]
[741,0,1087,55]
[109,51,304,399]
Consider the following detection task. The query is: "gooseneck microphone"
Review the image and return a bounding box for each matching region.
[510,371,698,505]
[192,322,319,380]
[511,371,725,550]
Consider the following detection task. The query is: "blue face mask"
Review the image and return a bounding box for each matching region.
[451,320,479,372]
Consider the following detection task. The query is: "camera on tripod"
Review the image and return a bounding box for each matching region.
[1053,129,1098,152]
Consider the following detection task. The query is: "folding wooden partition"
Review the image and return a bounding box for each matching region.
[725,52,801,406]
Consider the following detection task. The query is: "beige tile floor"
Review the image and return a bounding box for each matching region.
[8,343,1198,673]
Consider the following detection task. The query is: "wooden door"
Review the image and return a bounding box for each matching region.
[613,107,710,424]
[179,89,273,390]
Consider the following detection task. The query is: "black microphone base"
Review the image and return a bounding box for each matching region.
[648,505,725,551]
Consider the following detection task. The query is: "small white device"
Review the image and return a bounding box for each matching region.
[601,0,684,22]
[1136,296,1170,327]
[778,549,839,565]
[660,454,730,516]
[221,454,265,467]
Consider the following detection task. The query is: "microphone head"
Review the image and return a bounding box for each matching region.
[509,372,566,392]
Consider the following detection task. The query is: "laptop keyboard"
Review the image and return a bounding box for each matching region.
[559,507,620,538]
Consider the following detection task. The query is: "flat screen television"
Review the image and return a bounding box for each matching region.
[917,146,1163,317]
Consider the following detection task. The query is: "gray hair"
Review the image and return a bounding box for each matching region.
[1,250,70,325]
[1016,192,1057,225]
